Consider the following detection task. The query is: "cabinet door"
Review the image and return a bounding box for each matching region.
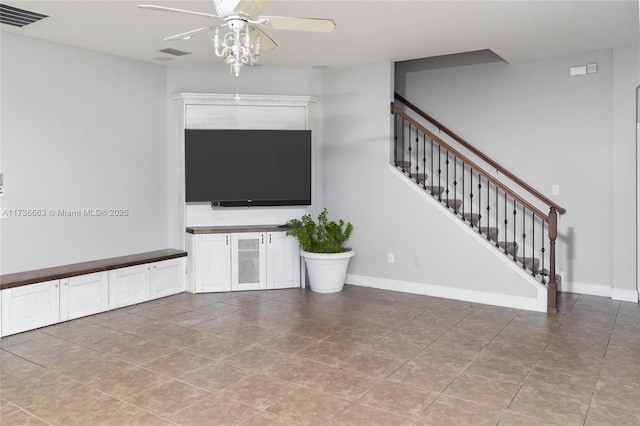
[150,258,184,299]
[108,265,150,309]
[231,232,267,291]
[1,281,60,336]
[197,234,232,293]
[60,272,108,321]
[185,233,196,293]
[267,232,301,289]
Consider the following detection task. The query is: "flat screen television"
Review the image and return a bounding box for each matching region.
[185,129,312,207]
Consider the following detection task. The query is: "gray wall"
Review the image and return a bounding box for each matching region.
[322,62,537,300]
[1,33,169,273]
[396,48,639,294]
[612,47,639,294]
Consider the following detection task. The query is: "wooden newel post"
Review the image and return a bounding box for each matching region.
[547,207,558,314]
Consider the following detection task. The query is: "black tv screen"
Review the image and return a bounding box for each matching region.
[185,129,312,206]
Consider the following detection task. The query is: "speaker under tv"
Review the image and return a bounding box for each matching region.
[185,129,312,207]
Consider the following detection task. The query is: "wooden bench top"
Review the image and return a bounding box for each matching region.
[0,249,188,290]
[186,225,291,234]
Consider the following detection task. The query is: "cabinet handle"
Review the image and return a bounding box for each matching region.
[226,235,229,245]
[261,234,264,244]
[269,234,272,244]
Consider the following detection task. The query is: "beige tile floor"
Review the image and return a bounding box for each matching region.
[1,286,639,425]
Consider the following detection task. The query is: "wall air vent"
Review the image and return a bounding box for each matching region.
[0,3,48,27]
[158,48,191,57]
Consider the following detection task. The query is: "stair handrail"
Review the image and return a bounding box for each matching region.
[392,103,549,221]
[394,93,566,216]
[392,98,563,313]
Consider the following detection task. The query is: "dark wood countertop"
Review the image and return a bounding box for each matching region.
[186,225,292,234]
[0,249,188,290]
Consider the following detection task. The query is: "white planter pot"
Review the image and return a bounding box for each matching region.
[301,249,355,293]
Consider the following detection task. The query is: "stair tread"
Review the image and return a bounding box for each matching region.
[412,173,428,182]
[425,186,445,194]
[462,213,480,225]
[497,241,518,254]
[479,226,498,233]
[396,161,411,172]
[520,257,541,271]
[444,199,462,210]
[497,241,517,247]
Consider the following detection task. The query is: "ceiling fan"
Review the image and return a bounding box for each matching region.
[139,0,336,76]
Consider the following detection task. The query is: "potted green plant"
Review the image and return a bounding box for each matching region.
[286,208,354,293]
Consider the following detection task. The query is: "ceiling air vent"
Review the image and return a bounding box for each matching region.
[0,3,48,27]
[158,48,191,57]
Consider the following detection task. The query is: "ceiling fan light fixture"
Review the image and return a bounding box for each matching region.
[140,1,336,77]
[213,22,260,76]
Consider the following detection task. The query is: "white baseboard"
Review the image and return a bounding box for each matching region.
[611,288,640,303]
[558,280,639,303]
[558,280,611,298]
[345,274,543,312]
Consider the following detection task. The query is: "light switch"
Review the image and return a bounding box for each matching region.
[570,66,587,77]
[552,185,560,195]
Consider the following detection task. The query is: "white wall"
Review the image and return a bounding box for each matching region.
[322,62,539,308]
[612,47,639,300]
[397,48,639,300]
[0,33,169,274]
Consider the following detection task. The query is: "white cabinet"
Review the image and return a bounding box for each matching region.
[108,264,151,309]
[267,232,301,289]
[0,253,187,336]
[190,233,232,293]
[188,228,300,293]
[60,272,108,321]
[2,272,111,335]
[108,259,185,309]
[231,232,267,291]
[150,258,185,298]
[1,280,61,335]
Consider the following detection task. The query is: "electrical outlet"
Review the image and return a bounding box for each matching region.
[387,253,394,263]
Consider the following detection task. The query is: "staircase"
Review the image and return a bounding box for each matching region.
[391,94,566,313]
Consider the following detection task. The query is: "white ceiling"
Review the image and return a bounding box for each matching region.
[1,0,638,70]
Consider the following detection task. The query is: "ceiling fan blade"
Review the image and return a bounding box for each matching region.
[235,0,275,18]
[138,4,221,19]
[251,27,277,51]
[164,26,216,41]
[257,16,336,33]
